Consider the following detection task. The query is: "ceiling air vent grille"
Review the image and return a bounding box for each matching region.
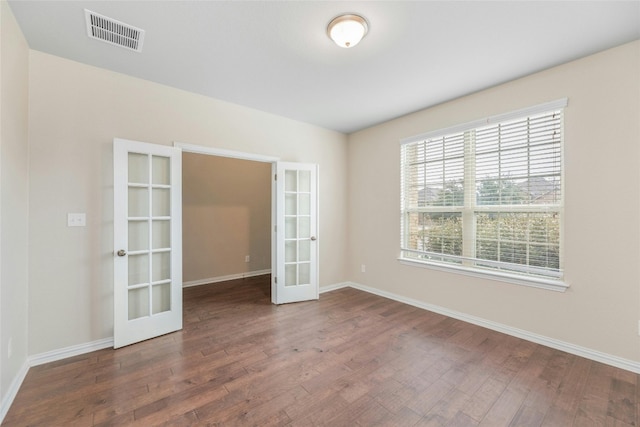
[84,9,145,52]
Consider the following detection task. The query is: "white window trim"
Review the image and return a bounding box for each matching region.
[399,98,568,292]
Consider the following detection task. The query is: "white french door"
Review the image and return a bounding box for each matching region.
[273,162,319,304]
[113,138,182,348]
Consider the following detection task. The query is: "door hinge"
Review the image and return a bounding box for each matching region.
[274,174,277,181]
[274,277,277,284]
[274,225,277,232]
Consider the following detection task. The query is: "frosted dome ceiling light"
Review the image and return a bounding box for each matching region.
[327,14,368,48]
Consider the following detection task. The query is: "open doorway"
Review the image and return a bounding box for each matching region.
[176,142,319,305]
[182,152,273,296]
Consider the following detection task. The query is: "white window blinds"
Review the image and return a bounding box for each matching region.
[400,99,566,281]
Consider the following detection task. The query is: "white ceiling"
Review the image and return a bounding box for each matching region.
[7,1,640,134]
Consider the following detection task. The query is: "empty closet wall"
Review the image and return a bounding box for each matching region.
[182,153,271,284]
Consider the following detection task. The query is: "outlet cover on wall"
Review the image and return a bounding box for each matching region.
[68,213,86,227]
[245,255,250,263]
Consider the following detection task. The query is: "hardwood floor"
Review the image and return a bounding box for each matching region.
[3,275,638,426]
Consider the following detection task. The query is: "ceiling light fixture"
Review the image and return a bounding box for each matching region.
[327,14,369,48]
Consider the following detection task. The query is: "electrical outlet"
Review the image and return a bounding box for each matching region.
[8,337,12,359]
[245,255,250,263]
[67,213,86,227]
[361,264,366,273]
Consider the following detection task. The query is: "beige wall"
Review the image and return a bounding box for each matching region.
[27,51,348,355]
[182,153,272,282]
[0,0,30,407]
[347,40,640,362]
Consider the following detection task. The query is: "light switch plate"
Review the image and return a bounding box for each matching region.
[68,213,86,227]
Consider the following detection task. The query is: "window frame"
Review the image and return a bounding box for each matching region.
[399,99,568,292]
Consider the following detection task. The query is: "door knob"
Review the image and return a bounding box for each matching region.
[310,236,317,241]
[117,249,127,257]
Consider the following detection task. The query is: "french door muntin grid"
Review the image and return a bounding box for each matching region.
[401,106,563,279]
[127,152,172,320]
[283,169,312,287]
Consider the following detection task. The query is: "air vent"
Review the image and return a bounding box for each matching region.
[84,9,145,52]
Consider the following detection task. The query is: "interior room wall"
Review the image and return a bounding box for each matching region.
[182,153,272,284]
[0,0,30,413]
[347,40,640,363]
[27,50,348,356]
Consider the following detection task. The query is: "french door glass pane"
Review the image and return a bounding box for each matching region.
[128,254,149,286]
[285,241,297,262]
[285,194,297,215]
[298,240,310,262]
[299,194,310,215]
[129,220,148,252]
[152,252,171,282]
[298,263,310,285]
[152,189,170,216]
[128,153,148,184]
[285,217,297,238]
[152,220,170,249]
[285,170,297,191]
[152,156,170,185]
[152,283,171,314]
[285,264,297,286]
[298,171,310,192]
[128,188,148,217]
[128,287,149,320]
[298,217,310,238]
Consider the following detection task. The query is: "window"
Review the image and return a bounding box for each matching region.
[400,99,566,288]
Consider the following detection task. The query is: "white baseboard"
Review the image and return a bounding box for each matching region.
[183,269,271,288]
[0,337,114,424]
[28,337,114,367]
[319,282,351,293]
[337,281,640,374]
[0,359,29,424]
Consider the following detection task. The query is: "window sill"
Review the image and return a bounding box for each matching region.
[397,257,569,292]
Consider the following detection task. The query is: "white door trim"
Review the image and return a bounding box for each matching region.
[174,142,281,302]
[174,142,280,163]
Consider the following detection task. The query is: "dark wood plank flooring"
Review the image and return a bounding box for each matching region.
[3,275,638,426]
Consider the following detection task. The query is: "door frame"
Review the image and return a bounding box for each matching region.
[174,142,282,302]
